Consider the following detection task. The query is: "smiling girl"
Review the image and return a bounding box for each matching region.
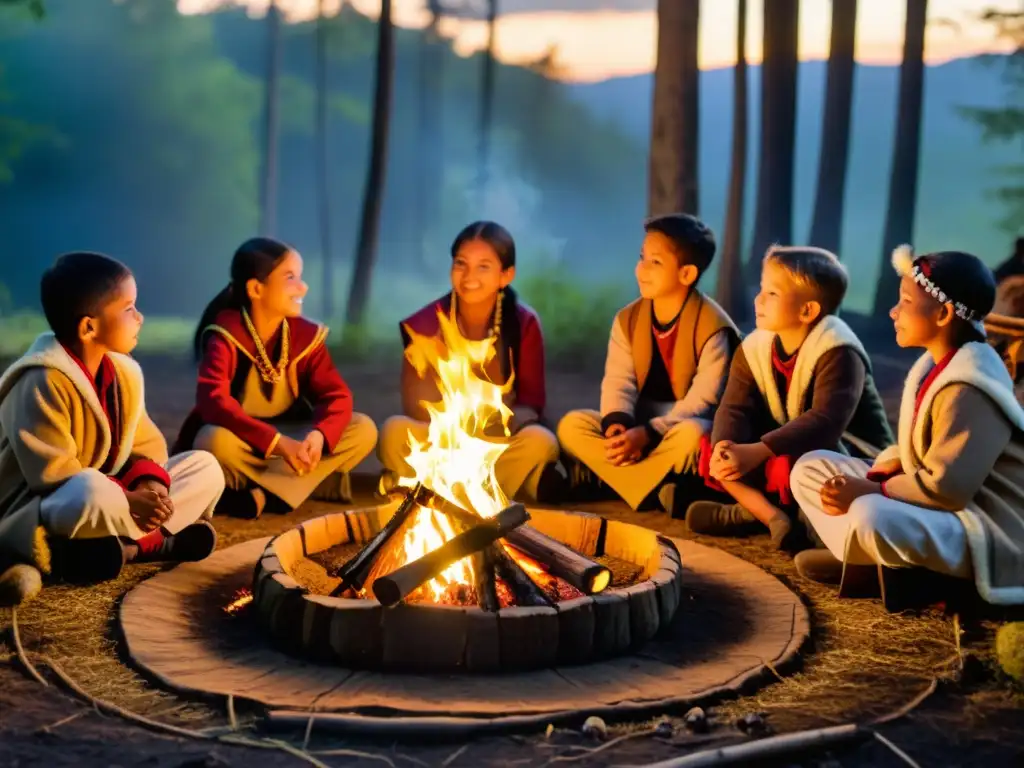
[791,248,1024,611]
[174,237,377,519]
[376,221,563,503]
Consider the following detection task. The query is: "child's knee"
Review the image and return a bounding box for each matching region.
[515,425,560,464]
[72,469,125,510]
[342,413,379,455]
[53,469,130,538]
[556,410,599,449]
[846,498,889,546]
[193,425,247,465]
[179,450,227,499]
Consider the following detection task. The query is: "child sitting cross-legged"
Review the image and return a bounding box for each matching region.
[558,213,740,515]
[0,252,225,605]
[686,246,893,549]
[791,248,1024,610]
[175,237,378,519]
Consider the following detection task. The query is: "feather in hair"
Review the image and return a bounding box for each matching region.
[891,244,914,276]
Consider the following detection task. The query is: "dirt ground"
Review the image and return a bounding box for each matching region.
[2,351,1024,768]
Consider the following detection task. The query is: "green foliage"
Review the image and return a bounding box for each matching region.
[517,265,630,365]
[0,313,194,358]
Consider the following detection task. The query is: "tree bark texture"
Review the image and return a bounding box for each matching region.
[716,0,749,321]
[807,0,859,257]
[873,0,929,314]
[345,0,395,328]
[648,0,701,217]
[747,0,799,284]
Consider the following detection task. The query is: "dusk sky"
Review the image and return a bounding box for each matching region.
[179,0,1020,82]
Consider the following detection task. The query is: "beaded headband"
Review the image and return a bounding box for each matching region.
[891,245,986,333]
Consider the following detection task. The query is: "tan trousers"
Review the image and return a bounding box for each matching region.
[377,415,559,503]
[791,450,973,578]
[557,409,704,510]
[195,413,378,509]
[40,451,225,541]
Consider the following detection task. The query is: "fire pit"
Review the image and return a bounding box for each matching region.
[252,310,681,671]
[252,503,682,672]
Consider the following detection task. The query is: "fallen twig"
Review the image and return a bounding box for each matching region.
[869,679,938,726]
[546,728,658,765]
[873,731,923,768]
[618,724,863,767]
[5,607,403,768]
[441,743,469,767]
[38,711,85,732]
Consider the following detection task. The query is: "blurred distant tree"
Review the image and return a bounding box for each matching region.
[478,0,497,196]
[316,0,335,319]
[260,0,282,236]
[648,0,700,216]
[716,0,748,320]
[960,9,1024,232]
[873,0,928,315]
[808,0,858,256]
[346,0,395,327]
[0,0,44,18]
[415,0,444,272]
[748,0,799,282]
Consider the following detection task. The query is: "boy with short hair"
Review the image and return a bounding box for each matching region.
[557,213,740,514]
[0,252,226,606]
[687,246,893,548]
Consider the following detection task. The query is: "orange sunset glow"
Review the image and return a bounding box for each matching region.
[178,0,1018,82]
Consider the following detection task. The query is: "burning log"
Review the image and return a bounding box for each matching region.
[330,483,424,596]
[372,503,530,608]
[504,527,611,595]
[473,548,500,612]
[491,545,552,607]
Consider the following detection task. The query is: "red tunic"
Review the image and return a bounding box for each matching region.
[61,344,170,491]
[400,295,548,416]
[173,310,353,457]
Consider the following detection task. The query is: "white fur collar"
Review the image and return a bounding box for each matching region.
[897,342,1024,472]
[0,333,145,473]
[742,315,868,425]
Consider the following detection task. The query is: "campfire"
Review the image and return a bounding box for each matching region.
[330,310,611,610]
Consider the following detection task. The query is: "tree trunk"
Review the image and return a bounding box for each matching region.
[807,0,858,256]
[873,0,928,314]
[259,0,282,236]
[415,1,444,273]
[345,0,395,328]
[716,0,749,321]
[746,0,799,283]
[316,0,334,320]
[648,0,701,217]
[478,0,498,196]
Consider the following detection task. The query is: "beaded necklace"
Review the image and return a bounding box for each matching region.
[241,306,290,384]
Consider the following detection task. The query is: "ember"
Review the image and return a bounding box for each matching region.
[224,589,253,616]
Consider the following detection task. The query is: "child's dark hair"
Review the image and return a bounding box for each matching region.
[898,248,996,345]
[40,252,132,344]
[643,213,716,279]
[765,245,849,316]
[193,237,293,359]
[450,221,521,375]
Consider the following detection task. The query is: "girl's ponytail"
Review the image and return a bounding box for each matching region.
[193,284,238,360]
[499,284,521,379]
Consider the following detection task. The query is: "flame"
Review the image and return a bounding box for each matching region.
[374,308,516,602]
[224,589,253,616]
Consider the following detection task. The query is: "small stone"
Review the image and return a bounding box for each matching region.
[654,719,673,738]
[735,712,770,736]
[582,715,607,740]
[683,706,708,734]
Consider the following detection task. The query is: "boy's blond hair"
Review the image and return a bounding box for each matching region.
[764,245,848,316]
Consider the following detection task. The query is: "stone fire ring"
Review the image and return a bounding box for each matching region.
[120,509,810,735]
[254,504,683,671]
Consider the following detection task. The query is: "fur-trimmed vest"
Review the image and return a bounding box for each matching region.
[742,316,893,452]
[0,334,167,569]
[610,291,737,403]
[883,342,1024,604]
